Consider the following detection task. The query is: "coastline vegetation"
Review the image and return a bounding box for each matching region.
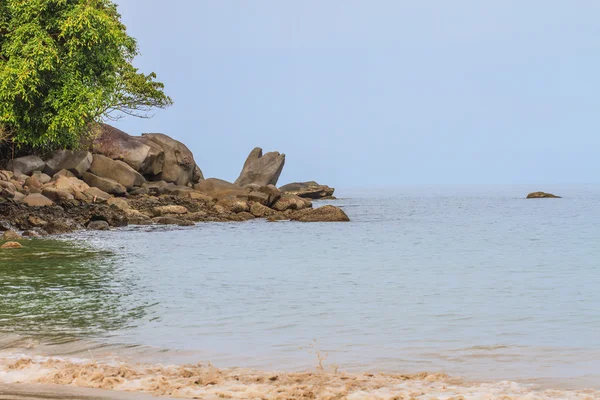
[0,0,171,156]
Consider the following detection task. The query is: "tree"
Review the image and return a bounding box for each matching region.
[0,0,172,151]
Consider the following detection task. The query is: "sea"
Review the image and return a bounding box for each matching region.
[1,184,599,396]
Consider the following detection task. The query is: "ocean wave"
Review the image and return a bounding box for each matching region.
[0,355,598,399]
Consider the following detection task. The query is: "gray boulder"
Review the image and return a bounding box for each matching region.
[89,154,145,190]
[92,124,165,176]
[141,133,203,186]
[234,148,285,187]
[82,172,127,196]
[7,155,46,175]
[87,220,110,231]
[279,181,335,200]
[44,150,92,177]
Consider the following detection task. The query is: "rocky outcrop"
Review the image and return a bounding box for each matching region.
[82,172,127,196]
[271,194,312,212]
[92,124,164,176]
[44,150,92,177]
[193,178,249,200]
[291,205,350,222]
[526,192,561,199]
[279,181,335,200]
[7,155,46,175]
[89,154,145,190]
[141,133,203,186]
[235,148,285,187]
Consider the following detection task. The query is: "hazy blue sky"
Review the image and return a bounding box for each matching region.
[113,1,599,186]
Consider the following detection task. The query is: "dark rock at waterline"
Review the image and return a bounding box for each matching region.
[7,155,46,175]
[526,192,561,199]
[87,220,110,231]
[141,133,203,186]
[279,181,335,200]
[235,147,285,187]
[44,150,92,177]
[290,205,350,222]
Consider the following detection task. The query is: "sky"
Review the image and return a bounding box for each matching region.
[112,1,600,187]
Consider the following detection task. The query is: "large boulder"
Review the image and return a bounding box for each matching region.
[50,176,90,196]
[141,133,203,186]
[91,124,165,176]
[7,155,46,175]
[279,181,335,200]
[8,156,46,175]
[82,172,127,196]
[44,150,92,177]
[234,148,285,187]
[193,178,249,200]
[526,192,561,199]
[291,205,350,222]
[89,154,145,190]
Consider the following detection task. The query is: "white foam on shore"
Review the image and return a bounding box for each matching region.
[0,355,599,399]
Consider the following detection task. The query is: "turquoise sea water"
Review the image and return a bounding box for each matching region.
[1,184,599,388]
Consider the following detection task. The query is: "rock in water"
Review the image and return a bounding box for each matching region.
[7,155,46,175]
[89,154,145,190]
[526,192,561,199]
[2,230,21,241]
[234,147,285,187]
[92,124,165,176]
[279,181,335,200]
[291,205,350,222]
[87,220,110,231]
[141,133,203,186]
[1,241,22,249]
[44,150,93,177]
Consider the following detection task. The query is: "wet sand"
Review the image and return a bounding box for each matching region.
[1,356,599,399]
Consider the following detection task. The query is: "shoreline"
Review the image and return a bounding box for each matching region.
[1,356,599,399]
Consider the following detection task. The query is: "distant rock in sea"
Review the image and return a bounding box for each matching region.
[526,191,561,199]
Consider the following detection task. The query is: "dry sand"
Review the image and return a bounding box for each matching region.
[1,356,599,399]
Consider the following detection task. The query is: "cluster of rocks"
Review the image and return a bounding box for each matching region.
[526,191,561,199]
[0,125,348,241]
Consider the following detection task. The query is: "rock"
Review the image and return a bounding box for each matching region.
[193,178,248,199]
[129,186,148,196]
[234,148,285,187]
[7,155,46,175]
[87,220,110,231]
[258,184,281,206]
[52,169,76,180]
[89,154,145,190]
[22,230,40,237]
[279,181,335,200]
[31,171,52,184]
[141,133,203,185]
[41,187,75,203]
[2,230,21,241]
[126,210,153,225]
[291,205,350,222]
[82,172,127,196]
[92,124,165,175]
[231,211,255,221]
[0,181,16,199]
[152,216,195,226]
[250,202,276,218]
[0,221,13,231]
[13,191,25,202]
[49,176,89,196]
[28,216,47,226]
[154,205,188,215]
[1,241,22,249]
[526,192,561,199]
[107,197,130,211]
[0,170,13,181]
[216,199,250,213]
[271,194,312,212]
[184,191,214,202]
[84,187,112,203]
[248,191,270,205]
[24,176,42,189]
[23,194,54,207]
[44,150,92,177]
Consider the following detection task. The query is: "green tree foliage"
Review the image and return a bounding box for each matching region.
[0,0,172,151]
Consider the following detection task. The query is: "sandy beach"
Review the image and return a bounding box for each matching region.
[1,356,599,399]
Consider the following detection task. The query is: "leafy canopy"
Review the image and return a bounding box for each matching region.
[0,0,172,150]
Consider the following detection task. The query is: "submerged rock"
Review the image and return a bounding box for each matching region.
[1,241,22,249]
[526,192,561,199]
